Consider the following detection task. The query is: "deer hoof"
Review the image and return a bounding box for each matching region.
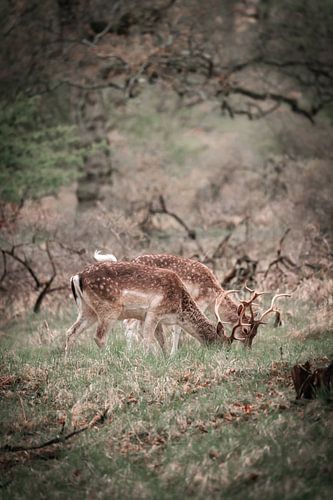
[94,337,106,349]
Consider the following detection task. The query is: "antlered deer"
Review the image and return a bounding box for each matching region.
[94,252,253,352]
[94,252,290,351]
[65,261,228,354]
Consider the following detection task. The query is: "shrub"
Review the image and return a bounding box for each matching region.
[0,97,85,202]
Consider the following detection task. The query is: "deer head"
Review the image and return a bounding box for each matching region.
[216,288,291,348]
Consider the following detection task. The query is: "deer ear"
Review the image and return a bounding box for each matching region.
[216,321,224,337]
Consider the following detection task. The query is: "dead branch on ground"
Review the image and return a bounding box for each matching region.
[0,407,109,454]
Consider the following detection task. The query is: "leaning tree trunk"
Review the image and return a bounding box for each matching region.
[72,88,112,207]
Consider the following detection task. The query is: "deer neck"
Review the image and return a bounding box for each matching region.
[179,289,217,344]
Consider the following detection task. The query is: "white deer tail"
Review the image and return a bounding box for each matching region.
[94,250,118,262]
[70,274,83,308]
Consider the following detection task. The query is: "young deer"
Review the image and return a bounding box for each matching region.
[94,251,252,353]
[65,261,228,354]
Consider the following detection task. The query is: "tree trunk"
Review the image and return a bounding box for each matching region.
[72,88,112,207]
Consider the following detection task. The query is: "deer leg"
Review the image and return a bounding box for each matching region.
[142,313,160,354]
[65,311,96,353]
[154,324,166,355]
[94,317,117,349]
[124,319,142,350]
[170,326,181,356]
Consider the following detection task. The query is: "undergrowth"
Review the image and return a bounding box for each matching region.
[0,313,332,499]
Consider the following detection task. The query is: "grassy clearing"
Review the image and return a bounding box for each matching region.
[0,312,332,499]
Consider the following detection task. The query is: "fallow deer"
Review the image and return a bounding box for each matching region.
[94,251,253,353]
[65,261,228,354]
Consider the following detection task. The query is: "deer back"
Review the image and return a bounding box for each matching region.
[79,261,187,307]
[133,254,220,304]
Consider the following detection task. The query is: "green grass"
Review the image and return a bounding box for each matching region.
[0,314,332,499]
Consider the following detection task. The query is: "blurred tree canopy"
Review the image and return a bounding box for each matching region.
[1,0,332,202]
[1,0,332,117]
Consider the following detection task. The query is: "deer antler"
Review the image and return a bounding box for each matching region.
[241,287,270,323]
[257,293,291,323]
[227,303,252,344]
[214,289,240,324]
[214,289,247,344]
[229,288,291,348]
[224,289,242,297]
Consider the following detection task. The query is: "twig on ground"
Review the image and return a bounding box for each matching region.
[0,407,110,454]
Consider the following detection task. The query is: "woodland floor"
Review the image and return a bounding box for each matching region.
[1,309,332,500]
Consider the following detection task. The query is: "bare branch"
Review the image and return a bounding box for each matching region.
[0,407,109,454]
[0,251,7,284]
[33,242,57,314]
[264,229,299,278]
[150,195,197,240]
[2,247,41,289]
[231,86,316,123]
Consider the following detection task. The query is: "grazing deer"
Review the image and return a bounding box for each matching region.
[94,252,291,350]
[65,261,228,354]
[94,251,253,353]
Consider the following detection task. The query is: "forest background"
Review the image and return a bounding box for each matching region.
[0,1,332,498]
